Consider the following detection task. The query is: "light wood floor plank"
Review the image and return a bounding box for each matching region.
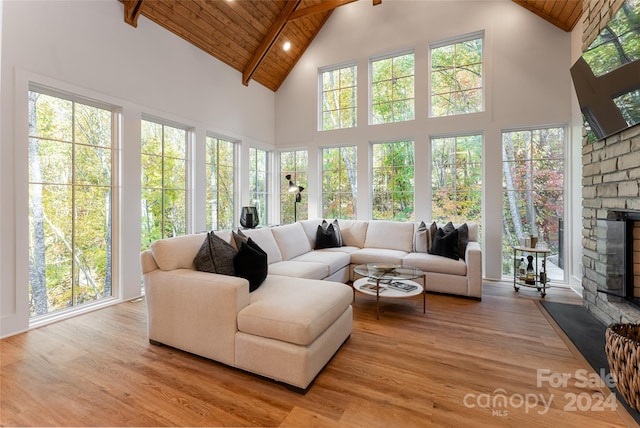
[1,283,636,427]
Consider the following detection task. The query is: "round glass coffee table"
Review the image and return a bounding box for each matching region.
[352,264,426,319]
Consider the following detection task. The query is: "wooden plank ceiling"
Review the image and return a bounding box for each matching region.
[121,0,582,92]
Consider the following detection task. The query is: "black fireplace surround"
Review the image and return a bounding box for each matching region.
[598,210,640,308]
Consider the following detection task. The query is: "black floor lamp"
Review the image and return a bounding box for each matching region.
[285,174,304,222]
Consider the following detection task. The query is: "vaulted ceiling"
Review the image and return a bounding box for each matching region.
[121,0,583,92]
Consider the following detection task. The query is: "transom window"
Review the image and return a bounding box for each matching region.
[320,64,357,131]
[28,88,116,318]
[431,134,483,225]
[322,146,357,220]
[141,118,188,249]
[280,150,308,224]
[430,32,484,117]
[371,51,415,124]
[372,140,415,221]
[249,148,269,226]
[206,136,235,231]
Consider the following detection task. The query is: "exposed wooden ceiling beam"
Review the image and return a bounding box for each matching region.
[123,0,145,28]
[242,0,301,86]
[288,0,358,21]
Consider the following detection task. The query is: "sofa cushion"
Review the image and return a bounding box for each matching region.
[242,228,283,264]
[293,250,350,275]
[237,276,352,346]
[193,232,237,276]
[150,232,208,271]
[299,218,323,248]
[350,248,408,266]
[431,227,459,260]
[271,222,312,260]
[338,220,368,248]
[268,261,329,280]
[364,221,414,252]
[234,238,268,292]
[403,252,467,276]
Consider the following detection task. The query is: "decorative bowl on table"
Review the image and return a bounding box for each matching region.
[367,263,399,275]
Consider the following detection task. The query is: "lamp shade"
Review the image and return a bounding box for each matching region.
[240,206,259,229]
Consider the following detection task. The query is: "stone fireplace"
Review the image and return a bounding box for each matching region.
[580,0,640,324]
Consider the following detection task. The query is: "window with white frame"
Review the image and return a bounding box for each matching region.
[430,32,484,117]
[322,146,357,220]
[502,126,565,280]
[141,118,188,249]
[249,148,269,226]
[280,150,308,224]
[371,51,415,124]
[320,64,357,131]
[372,140,415,221]
[206,135,235,231]
[431,134,483,225]
[28,88,117,318]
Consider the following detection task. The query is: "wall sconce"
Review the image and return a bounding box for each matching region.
[240,206,259,229]
[285,174,304,222]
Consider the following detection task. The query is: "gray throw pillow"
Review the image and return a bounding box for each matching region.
[414,221,429,253]
[232,229,249,249]
[332,219,344,247]
[194,231,237,276]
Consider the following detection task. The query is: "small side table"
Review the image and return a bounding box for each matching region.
[512,246,551,297]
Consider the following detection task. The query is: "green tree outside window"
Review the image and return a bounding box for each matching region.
[372,141,414,221]
[322,146,357,219]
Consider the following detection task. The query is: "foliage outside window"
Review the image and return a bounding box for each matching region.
[431,135,482,226]
[502,127,564,279]
[322,146,357,220]
[320,64,357,130]
[431,33,483,117]
[372,141,415,221]
[249,148,269,226]
[141,119,187,250]
[28,90,114,317]
[280,150,308,224]
[582,0,640,78]
[371,52,415,124]
[206,136,235,231]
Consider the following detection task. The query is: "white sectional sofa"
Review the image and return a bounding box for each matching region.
[245,219,483,299]
[140,219,482,391]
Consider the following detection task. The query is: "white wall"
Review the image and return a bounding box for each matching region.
[0,0,275,337]
[275,0,573,280]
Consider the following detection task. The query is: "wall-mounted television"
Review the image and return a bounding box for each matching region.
[570,0,640,141]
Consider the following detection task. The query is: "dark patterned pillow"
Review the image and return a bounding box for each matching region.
[233,238,268,292]
[430,227,459,260]
[315,222,340,249]
[232,229,249,249]
[457,223,469,260]
[428,221,438,254]
[194,231,237,276]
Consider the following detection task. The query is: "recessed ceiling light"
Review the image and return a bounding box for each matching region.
[283,41,291,51]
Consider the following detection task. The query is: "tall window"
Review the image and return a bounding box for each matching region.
[372,140,415,221]
[371,51,415,124]
[430,32,484,117]
[322,146,357,220]
[249,148,269,226]
[206,136,235,230]
[280,150,308,224]
[320,64,357,130]
[502,127,565,280]
[28,89,115,317]
[141,119,187,250]
[431,135,483,224]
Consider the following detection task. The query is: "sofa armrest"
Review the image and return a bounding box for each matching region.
[144,269,250,366]
[465,241,483,299]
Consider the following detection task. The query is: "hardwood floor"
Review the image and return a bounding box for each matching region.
[1,283,637,427]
